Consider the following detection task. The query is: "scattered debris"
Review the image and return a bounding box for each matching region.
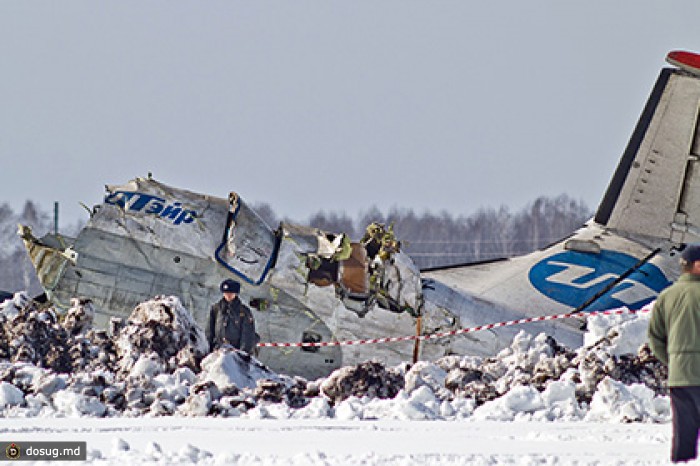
[115,295,209,375]
[63,298,95,336]
[0,293,671,421]
[321,360,405,405]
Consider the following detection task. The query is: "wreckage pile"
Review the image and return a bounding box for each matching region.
[0,294,670,423]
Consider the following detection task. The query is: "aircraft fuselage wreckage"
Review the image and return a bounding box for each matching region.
[19,51,700,378]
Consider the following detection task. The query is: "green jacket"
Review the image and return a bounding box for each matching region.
[648,273,700,386]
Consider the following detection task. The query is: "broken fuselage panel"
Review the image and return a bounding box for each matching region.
[20,177,443,379]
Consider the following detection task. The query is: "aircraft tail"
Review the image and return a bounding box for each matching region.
[595,52,700,245]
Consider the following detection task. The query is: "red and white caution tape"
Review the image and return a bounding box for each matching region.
[256,306,651,348]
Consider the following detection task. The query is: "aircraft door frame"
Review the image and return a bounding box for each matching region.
[214,193,279,285]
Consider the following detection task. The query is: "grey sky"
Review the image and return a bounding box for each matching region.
[1,1,699,229]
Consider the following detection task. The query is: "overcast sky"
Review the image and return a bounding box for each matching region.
[2,1,699,228]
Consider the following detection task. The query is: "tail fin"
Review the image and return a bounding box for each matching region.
[595,54,700,245]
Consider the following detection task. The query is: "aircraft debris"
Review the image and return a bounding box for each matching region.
[320,360,405,405]
[19,177,436,378]
[0,294,671,420]
[16,50,700,378]
[63,298,95,336]
[114,295,208,375]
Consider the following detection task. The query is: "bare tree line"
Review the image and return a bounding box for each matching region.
[256,193,591,269]
[0,194,591,294]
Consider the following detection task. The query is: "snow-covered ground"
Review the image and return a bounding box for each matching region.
[0,417,670,465]
[0,295,675,464]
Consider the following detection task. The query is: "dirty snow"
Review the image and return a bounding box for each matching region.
[0,295,676,464]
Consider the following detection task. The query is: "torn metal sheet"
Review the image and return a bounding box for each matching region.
[19,176,446,379]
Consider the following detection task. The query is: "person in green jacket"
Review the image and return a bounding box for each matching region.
[648,244,700,463]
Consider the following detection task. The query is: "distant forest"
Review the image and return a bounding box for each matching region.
[0,194,591,295]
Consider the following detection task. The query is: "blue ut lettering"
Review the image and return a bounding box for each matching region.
[104,191,197,226]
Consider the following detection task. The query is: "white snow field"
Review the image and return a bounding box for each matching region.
[0,295,676,464]
[0,417,670,465]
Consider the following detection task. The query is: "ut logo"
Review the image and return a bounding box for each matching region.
[528,250,671,312]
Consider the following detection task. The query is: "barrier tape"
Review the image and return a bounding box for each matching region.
[256,306,651,348]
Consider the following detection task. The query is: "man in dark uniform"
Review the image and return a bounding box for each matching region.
[206,279,259,354]
[648,244,700,463]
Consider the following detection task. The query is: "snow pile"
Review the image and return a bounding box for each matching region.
[584,301,654,356]
[0,293,78,372]
[0,380,25,408]
[471,381,582,422]
[232,305,669,424]
[585,376,670,423]
[0,291,30,319]
[321,360,405,405]
[0,294,671,425]
[63,297,95,336]
[200,348,279,390]
[114,295,208,375]
[0,294,287,418]
[300,308,669,424]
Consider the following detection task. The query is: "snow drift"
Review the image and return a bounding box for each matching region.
[0,293,670,424]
